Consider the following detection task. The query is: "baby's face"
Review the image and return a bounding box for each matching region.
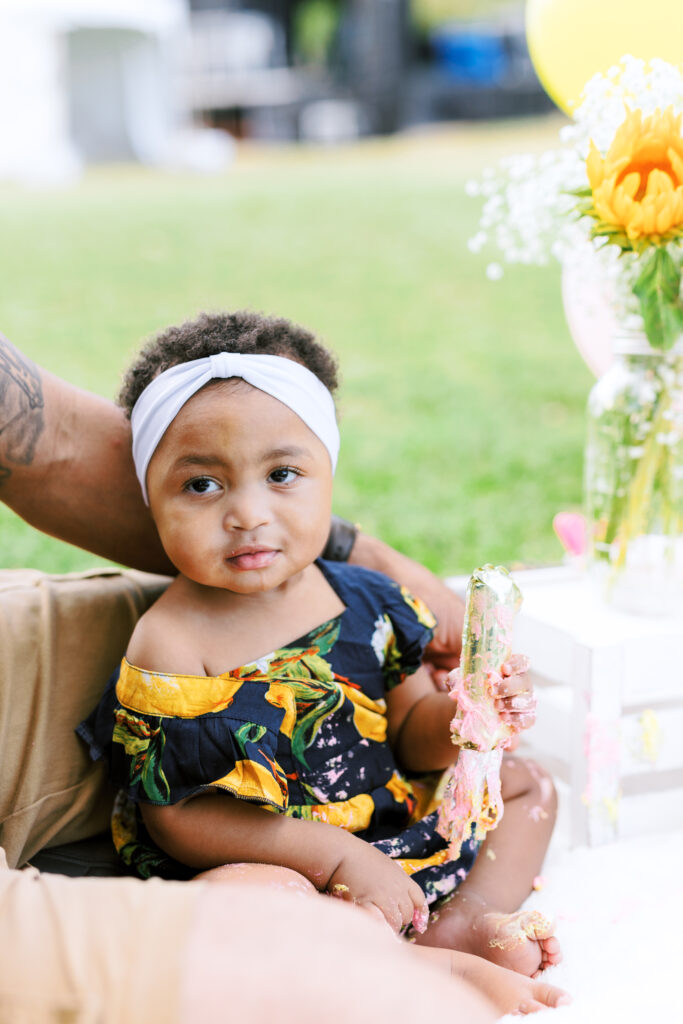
[146,379,334,595]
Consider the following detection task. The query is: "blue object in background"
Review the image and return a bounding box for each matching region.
[430,26,508,85]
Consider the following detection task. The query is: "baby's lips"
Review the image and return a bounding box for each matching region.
[411,905,429,934]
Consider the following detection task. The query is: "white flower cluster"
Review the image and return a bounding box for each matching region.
[467,56,683,281]
[568,55,683,152]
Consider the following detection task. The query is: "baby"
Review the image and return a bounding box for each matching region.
[80,310,568,1016]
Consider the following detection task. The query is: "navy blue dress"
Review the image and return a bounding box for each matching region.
[78,561,478,899]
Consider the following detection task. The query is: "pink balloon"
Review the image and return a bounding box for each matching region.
[561,261,616,377]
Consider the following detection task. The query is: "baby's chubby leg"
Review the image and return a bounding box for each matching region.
[182,880,498,1024]
[414,754,562,977]
[194,861,318,897]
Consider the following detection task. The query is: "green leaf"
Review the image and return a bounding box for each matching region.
[141,727,171,802]
[586,220,634,251]
[235,721,267,759]
[633,247,683,349]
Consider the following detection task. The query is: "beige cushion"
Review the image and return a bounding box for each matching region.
[0,567,170,868]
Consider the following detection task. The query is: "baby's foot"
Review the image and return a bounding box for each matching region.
[457,953,571,1016]
[411,948,571,1017]
[415,899,561,977]
[481,909,562,977]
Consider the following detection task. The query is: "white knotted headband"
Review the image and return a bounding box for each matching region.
[131,351,340,504]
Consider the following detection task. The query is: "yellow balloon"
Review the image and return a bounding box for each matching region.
[526,0,683,114]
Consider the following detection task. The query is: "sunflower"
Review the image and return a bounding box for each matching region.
[586,106,683,244]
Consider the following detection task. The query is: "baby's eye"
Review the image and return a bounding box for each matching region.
[268,467,299,485]
[185,477,220,495]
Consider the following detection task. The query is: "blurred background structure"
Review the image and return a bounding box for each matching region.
[0,0,190,183]
[0,0,553,183]
[180,0,553,141]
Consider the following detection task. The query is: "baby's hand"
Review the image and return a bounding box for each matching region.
[326,841,428,935]
[488,653,536,736]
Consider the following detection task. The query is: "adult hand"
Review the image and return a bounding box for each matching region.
[347,532,464,686]
[420,582,464,689]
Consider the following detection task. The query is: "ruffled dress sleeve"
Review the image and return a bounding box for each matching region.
[77,658,291,809]
[317,557,438,692]
[364,575,437,690]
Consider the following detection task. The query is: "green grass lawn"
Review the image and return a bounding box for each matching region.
[0,116,591,577]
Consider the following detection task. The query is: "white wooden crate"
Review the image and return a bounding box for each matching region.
[446,566,683,846]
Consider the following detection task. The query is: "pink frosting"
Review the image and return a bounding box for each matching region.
[436,568,526,859]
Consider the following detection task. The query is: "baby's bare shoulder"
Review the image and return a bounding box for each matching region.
[126,593,207,677]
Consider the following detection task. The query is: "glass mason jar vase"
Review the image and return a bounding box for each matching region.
[584,331,683,615]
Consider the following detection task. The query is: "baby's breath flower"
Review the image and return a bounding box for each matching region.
[467,232,487,254]
[467,56,683,351]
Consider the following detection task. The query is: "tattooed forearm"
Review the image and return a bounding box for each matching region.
[0,336,45,483]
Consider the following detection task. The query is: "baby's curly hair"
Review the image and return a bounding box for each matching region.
[118,310,339,416]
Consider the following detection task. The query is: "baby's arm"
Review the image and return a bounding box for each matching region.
[387,662,537,773]
[387,666,460,771]
[141,791,427,933]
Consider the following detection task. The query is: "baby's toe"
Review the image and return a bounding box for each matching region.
[531,982,572,1009]
[516,999,546,1014]
[526,912,555,940]
[541,935,562,964]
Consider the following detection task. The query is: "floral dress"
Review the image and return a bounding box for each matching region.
[78,560,479,902]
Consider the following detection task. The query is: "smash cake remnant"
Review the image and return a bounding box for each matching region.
[437,565,523,859]
[487,909,553,951]
[411,905,429,934]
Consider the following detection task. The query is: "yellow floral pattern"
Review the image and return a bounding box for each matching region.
[79,562,478,901]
